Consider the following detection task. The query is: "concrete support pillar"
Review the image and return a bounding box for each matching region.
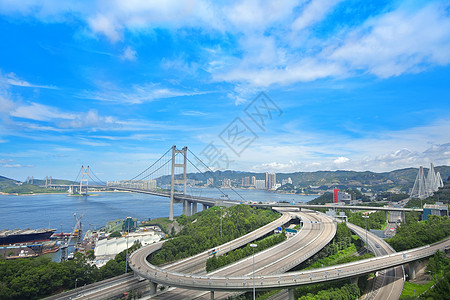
[192,202,197,214]
[350,277,358,285]
[408,261,419,280]
[203,203,208,210]
[149,281,157,295]
[183,200,191,216]
[288,288,295,300]
[210,291,214,300]
[187,201,191,216]
[385,211,388,223]
[401,211,406,223]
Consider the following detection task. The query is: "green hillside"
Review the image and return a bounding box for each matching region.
[157,165,450,193]
[0,176,75,194]
[0,175,20,190]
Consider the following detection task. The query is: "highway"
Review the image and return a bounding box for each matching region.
[161,208,293,274]
[43,273,142,300]
[130,228,449,296]
[346,222,404,300]
[131,211,336,299]
[46,209,293,300]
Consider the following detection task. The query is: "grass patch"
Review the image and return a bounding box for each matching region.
[400,279,436,299]
[256,289,281,300]
[146,217,173,233]
[307,244,374,269]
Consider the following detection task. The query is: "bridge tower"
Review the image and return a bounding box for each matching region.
[79,165,89,195]
[170,146,187,221]
[410,166,429,200]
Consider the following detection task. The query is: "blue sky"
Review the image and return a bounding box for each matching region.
[0,0,450,181]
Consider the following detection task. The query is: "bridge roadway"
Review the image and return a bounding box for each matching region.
[96,186,240,208]
[46,209,292,300]
[130,231,449,298]
[346,222,404,300]
[130,211,336,299]
[252,203,423,213]
[94,186,423,214]
[267,217,405,300]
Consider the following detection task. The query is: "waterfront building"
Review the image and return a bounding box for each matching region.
[266,172,276,190]
[255,180,266,190]
[281,177,292,186]
[242,176,250,187]
[222,178,232,188]
[423,202,449,220]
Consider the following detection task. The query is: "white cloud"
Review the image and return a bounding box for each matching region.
[224,0,298,31]
[2,163,33,168]
[333,156,349,164]
[181,110,207,117]
[0,158,33,168]
[81,82,204,104]
[216,118,450,173]
[329,3,450,78]
[88,13,122,42]
[252,160,303,173]
[58,109,117,129]
[292,0,342,32]
[120,46,137,61]
[1,72,57,89]
[11,102,74,121]
[2,1,449,88]
[217,2,450,87]
[0,95,16,122]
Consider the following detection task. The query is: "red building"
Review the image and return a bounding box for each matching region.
[333,189,340,203]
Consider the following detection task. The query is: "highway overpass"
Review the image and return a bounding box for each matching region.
[129,231,449,299]
[148,211,336,299]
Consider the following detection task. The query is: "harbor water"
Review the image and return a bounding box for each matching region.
[0,189,317,234]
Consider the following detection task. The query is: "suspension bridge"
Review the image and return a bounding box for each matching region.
[69,145,245,220]
[64,145,426,224]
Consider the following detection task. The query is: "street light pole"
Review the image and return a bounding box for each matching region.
[362,215,369,252]
[250,243,257,300]
[220,207,223,238]
[125,220,130,274]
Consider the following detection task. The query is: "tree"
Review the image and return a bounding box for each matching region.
[109,231,122,238]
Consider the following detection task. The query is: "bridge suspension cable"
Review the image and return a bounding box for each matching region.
[129,147,172,181]
[187,149,245,201]
[89,169,106,186]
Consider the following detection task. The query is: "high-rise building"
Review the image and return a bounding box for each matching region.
[251,176,256,186]
[143,179,157,190]
[222,178,231,188]
[242,176,250,187]
[265,172,276,190]
[255,180,266,190]
[281,177,292,186]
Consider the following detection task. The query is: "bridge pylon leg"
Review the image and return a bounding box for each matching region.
[192,202,197,214]
[170,146,188,221]
[210,291,214,300]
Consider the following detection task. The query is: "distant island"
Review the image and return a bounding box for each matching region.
[0,175,76,195]
[2,165,449,196]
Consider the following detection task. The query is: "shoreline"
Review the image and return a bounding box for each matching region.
[0,189,320,197]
